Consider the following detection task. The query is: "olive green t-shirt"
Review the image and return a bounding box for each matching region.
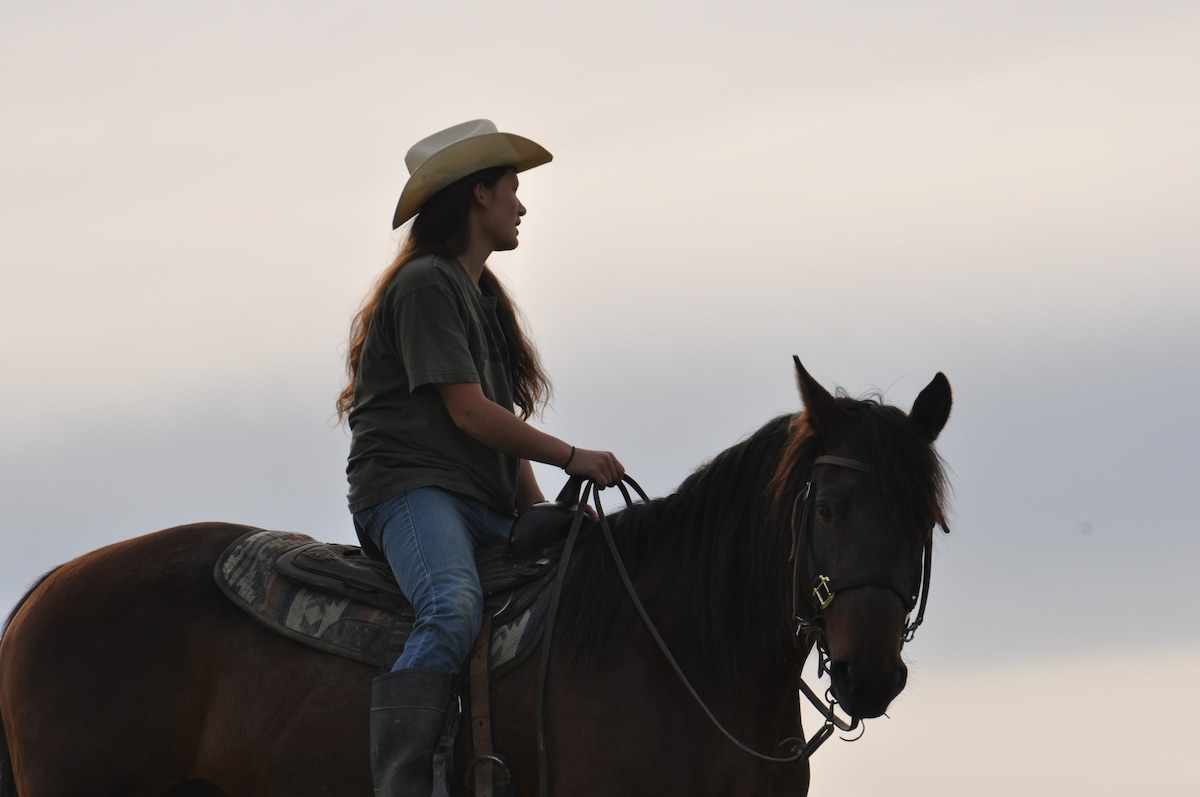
[346,254,519,515]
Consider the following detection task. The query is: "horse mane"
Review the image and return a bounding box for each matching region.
[556,393,950,680]
[558,415,799,677]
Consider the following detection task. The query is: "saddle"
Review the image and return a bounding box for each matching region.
[214,479,592,675]
[215,529,563,676]
[212,482,612,797]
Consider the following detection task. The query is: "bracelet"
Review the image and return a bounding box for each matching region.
[562,445,576,470]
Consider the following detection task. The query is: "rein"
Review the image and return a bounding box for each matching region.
[593,478,827,764]
[536,456,933,794]
[536,477,821,797]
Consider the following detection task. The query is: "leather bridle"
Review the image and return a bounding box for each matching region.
[790,455,934,667]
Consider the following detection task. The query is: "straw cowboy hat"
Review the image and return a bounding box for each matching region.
[392,119,553,228]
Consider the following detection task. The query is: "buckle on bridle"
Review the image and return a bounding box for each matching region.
[813,575,835,610]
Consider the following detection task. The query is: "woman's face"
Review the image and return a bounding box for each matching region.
[475,169,526,252]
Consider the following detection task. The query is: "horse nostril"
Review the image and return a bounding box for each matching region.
[830,660,907,699]
[827,658,908,719]
[828,660,854,695]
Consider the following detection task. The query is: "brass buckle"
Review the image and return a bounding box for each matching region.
[813,576,835,610]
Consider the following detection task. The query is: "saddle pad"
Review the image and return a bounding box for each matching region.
[215,529,554,675]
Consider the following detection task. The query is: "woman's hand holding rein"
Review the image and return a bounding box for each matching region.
[562,446,624,488]
[435,382,624,488]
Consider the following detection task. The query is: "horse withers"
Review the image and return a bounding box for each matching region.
[0,357,951,796]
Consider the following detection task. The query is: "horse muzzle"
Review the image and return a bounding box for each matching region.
[819,585,912,719]
[827,655,908,719]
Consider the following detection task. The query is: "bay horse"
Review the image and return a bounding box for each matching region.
[0,358,951,797]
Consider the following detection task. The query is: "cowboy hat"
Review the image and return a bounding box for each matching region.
[392,119,553,229]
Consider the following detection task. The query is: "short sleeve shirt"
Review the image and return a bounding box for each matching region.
[346,254,519,514]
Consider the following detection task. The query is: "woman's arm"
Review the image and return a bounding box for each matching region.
[435,382,624,487]
[515,458,545,510]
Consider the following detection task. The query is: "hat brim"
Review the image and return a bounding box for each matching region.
[392,133,552,229]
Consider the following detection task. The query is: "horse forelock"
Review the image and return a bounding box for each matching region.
[845,398,951,535]
[789,395,951,534]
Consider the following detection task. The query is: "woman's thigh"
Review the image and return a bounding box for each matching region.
[355,487,511,609]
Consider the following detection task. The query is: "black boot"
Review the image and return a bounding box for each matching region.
[370,669,456,797]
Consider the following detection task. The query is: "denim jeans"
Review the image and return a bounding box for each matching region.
[353,487,514,674]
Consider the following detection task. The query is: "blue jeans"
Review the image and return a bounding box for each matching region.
[353,487,514,674]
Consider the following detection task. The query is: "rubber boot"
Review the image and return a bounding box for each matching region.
[370,668,456,797]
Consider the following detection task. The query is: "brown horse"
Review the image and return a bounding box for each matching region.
[0,358,951,797]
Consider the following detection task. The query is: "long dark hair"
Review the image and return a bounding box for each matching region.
[336,166,551,421]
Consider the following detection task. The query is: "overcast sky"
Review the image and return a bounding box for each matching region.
[3,2,1198,794]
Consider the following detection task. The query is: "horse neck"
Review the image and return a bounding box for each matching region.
[640,416,802,679]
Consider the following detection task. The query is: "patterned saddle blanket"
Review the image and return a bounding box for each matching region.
[214,529,560,676]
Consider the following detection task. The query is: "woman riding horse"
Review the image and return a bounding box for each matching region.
[0,358,952,796]
[336,119,623,797]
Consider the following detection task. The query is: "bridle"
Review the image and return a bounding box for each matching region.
[791,455,935,662]
[785,454,935,754]
[533,462,935,794]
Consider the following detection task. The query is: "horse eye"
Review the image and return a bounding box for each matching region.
[816,502,834,521]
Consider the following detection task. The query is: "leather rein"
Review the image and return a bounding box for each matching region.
[534,460,934,794]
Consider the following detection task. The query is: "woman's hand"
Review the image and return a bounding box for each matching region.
[564,447,624,488]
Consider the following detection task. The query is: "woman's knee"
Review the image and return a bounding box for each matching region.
[427,581,483,632]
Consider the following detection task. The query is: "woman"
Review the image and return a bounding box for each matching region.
[337,119,624,797]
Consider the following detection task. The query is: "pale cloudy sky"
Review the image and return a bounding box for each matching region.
[3,2,1198,794]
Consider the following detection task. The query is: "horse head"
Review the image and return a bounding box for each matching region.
[790,357,951,720]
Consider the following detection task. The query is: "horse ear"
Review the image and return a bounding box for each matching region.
[794,356,849,439]
[909,372,952,441]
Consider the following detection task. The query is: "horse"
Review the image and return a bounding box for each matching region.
[0,357,952,797]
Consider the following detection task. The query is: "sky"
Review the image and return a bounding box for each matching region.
[2,1,1198,794]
